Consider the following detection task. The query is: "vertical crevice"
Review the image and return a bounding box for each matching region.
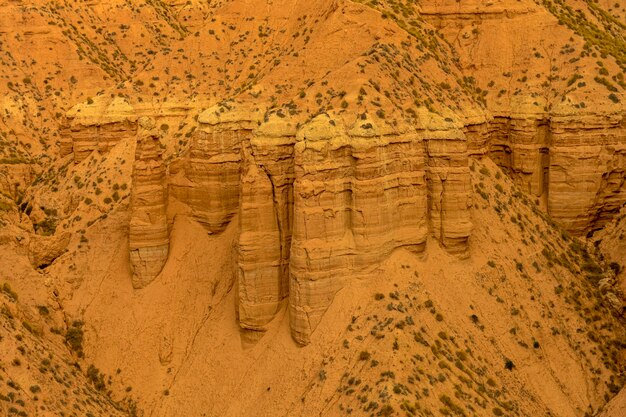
[540,147,550,212]
[260,164,288,295]
[439,174,446,246]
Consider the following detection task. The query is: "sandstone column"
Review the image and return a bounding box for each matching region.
[168,105,259,233]
[129,117,169,289]
[289,115,433,344]
[237,117,296,331]
[422,116,472,255]
[289,115,356,344]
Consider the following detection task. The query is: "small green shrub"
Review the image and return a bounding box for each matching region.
[1,283,18,301]
[65,321,84,357]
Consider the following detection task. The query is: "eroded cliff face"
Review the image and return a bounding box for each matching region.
[413,0,626,235]
[129,117,169,288]
[289,115,437,343]
[238,118,295,332]
[158,107,473,343]
[168,107,258,232]
[60,97,137,163]
[55,98,623,344]
[481,110,626,235]
[152,104,624,343]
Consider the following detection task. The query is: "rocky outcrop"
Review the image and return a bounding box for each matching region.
[165,107,473,343]
[237,118,295,331]
[288,115,435,343]
[423,117,473,255]
[60,96,137,163]
[115,102,625,342]
[168,105,259,232]
[0,162,35,199]
[134,101,625,343]
[129,117,169,289]
[548,111,626,234]
[481,110,626,235]
[28,232,71,269]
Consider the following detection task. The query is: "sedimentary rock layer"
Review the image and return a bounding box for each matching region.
[60,97,137,163]
[129,117,169,289]
[424,130,473,254]
[289,115,435,343]
[548,112,626,234]
[164,107,472,343]
[237,118,296,331]
[482,111,626,235]
[126,102,625,343]
[168,106,258,232]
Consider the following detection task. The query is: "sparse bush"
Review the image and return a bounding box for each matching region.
[380,404,394,416]
[65,321,84,357]
[1,283,18,301]
[87,365,106,391]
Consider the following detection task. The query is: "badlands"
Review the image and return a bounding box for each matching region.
[0,0,625,416]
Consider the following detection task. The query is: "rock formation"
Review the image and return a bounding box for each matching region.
[28,232,71,269]
[103,98,625,344]
[237,117,295,332]
[168,105,259,232]
[60,96,137,163]
[288,114,439,343]
[136,96,625,343]
[480,110,626,235]
[164,107,474,343]
[422,115,473,255]
[129,117,169,289]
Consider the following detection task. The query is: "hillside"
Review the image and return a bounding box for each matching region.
[0,243,135,416]
[2,156,625,416]
[0,0,625,416]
